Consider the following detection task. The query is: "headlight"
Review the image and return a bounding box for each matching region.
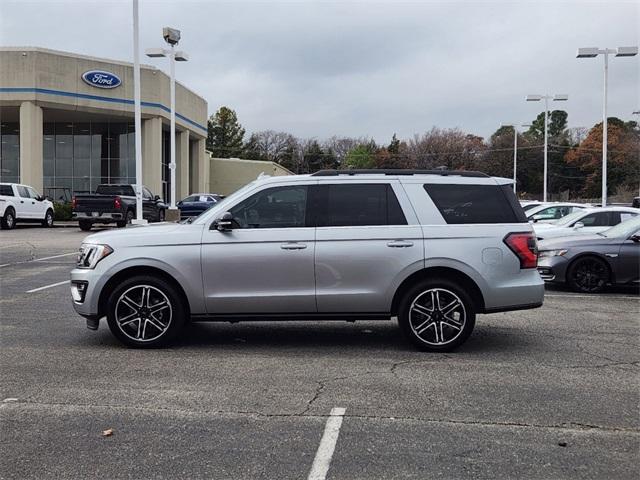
[77,243,113,269]
[538,249,568,258]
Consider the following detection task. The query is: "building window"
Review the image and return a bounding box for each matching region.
[43,121,136,199]
[0,122,20,184]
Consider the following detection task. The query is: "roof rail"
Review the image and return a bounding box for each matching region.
[310,169,490,178]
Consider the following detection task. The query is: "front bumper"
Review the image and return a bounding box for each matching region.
[537,256,570,283]
[70,267,107,320]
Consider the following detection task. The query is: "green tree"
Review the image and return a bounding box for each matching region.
[207,106,245,158]
[343,141,378,169]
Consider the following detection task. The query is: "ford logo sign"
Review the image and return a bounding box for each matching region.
[81,70,121,89]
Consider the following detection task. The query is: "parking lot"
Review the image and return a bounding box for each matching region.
[1,225,638,480]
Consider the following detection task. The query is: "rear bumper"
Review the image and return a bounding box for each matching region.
[73,212,123,223]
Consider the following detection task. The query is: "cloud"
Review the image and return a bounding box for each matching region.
[1,0,638,141]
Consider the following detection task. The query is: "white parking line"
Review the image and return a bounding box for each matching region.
[0,251,77,268]
[307,407,346,480]
[26,280,70,293]
[546,294,639,300]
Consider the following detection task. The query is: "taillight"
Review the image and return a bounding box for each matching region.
[504,232,538,269]
[71,196,77,209]
[114,196,121,209]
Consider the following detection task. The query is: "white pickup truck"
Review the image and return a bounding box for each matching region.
[0,183,55,230]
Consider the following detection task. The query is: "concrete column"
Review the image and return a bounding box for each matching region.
[198,138,209,193]
[142,116,162,197]
[19,101,43,192]
[189,138,208,193]
[176,130,190,198]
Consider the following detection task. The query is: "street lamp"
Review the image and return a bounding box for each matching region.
[525,93,568,202]
[131,0,145,224]
[501,123,531,194]
[146,28,189,216]
[577,46,638,207]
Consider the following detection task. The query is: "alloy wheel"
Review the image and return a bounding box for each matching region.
[572,258,608,292]
[115,285,173,342]
[409,288,466,346]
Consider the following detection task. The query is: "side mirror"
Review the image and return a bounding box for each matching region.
[154,195,161,202]
[212,212,233,231]
[630,234,640,243]
[36,195,44,201]
[574,222,584,230]
[531,214,542,223]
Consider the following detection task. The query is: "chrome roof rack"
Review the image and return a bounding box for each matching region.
[310,169,490,178]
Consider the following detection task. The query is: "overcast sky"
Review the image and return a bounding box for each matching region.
[1,0,638,142]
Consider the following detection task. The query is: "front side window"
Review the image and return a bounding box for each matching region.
[16,186,30,198]
[229,186,308,229]
[142,187,153,200]
[424,184,524,224]
[319,184,407,227]
[26,187,40,199]
[579,212,611,227]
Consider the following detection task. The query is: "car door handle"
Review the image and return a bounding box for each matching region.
[387,240,414,248]
[280,243,307,250]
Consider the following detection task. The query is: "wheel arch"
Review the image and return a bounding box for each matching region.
[391,266,486,315]
[98,265,191,319]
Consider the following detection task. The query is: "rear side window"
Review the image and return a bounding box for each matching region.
[579,212,611,227]
[319,184,407,227]
[0,185,14,196]
[96,185,135,196]
[423,183,526,224]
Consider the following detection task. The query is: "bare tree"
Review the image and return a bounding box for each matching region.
[408,127,486,170]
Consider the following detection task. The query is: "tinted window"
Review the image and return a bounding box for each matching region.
[579,212,611,227]
[96,185,135,196]
[424,184,524,224]
[230,186,308,229]
[319,184,407,227]
[0,185,14,196]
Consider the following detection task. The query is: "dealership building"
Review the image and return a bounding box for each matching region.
[0,47,209,203]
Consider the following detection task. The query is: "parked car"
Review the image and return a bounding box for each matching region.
[70,169,544,351]
[72,184,166,231]
[632,197,640,209]
[537,216,640,293]
[526,202,588,223]
[177,193,222,220]
[520,201,544,212]
[533,207,639,240]
[0,183,55,230]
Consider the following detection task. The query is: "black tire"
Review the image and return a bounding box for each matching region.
[567,256,610,293]
[105,275,187,348]
[117,210,134,228]
[157,209,165,222]
[42,209,54,228]
[398,278,476,352]
[79,220,92,231]
[1,207,16,230]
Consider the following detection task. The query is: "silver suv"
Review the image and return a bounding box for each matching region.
[70,169,544,351]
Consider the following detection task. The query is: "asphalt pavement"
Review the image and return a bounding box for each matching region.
[1,225,638,480]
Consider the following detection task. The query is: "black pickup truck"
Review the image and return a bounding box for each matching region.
[72,184,166,231]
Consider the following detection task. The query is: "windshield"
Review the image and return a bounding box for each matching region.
[600,216,640,238]
[189,181,258,224]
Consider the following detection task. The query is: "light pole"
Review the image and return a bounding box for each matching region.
[146,28,189,219]
[501,123,531,194]
[577,46,638,207]
[525,94,568,202]
[131,0,145,224]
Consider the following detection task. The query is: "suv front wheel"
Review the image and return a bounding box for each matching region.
[106,275,186,348]
[398,279,475,352]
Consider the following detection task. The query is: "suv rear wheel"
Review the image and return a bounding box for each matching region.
[79,220,92,231]
[106,275,186,348]
[398,279,475,352]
